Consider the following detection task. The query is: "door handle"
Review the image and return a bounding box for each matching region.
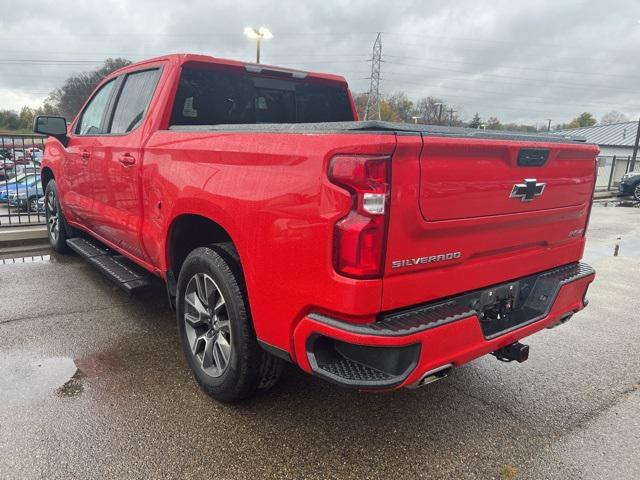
[118,153,136,166]
[80,150,91,160]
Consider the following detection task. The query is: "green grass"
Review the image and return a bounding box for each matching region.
[0,129,42,136]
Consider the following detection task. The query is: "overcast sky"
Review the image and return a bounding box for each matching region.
[1,0,639,126]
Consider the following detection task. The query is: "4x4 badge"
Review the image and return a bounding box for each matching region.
[510,178,546,202]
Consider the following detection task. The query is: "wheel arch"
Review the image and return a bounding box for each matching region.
[41,167,54,191]
[165,213,241,282]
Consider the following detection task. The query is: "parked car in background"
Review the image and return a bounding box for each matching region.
[25,147,42,155]
[7,174,43,212]
[1,176,23,202]
[618,171,640,201]
[0,148,12,159]
[0,158,15,171]
[13,163,40,177]
[11,150,29,165]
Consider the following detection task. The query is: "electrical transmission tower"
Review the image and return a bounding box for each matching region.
[364,33,382,121]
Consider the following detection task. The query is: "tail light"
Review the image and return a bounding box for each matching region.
[328,155,390,279]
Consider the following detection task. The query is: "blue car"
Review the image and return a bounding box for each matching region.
[7,174,44,212]
[0,173,38,202]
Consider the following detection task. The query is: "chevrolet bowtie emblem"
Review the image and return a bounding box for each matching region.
[510,178,546,202]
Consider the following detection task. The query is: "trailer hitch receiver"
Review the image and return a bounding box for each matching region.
[492,342,529,363]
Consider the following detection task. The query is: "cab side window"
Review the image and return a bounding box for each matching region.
[109,69,160,134]
[75,79,117,135]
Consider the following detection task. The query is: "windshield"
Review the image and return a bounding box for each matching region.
[170,66,353,126]
[16,175,36,185]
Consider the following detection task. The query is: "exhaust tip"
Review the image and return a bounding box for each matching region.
[412,364,453,388]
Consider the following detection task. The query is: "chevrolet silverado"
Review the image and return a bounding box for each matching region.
[34,54,597,402]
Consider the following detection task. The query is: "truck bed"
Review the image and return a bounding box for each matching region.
[168,120,586,144]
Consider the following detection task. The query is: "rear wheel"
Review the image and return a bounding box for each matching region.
[176,245,283,402]
[633,183,640,202]
[44,180,70,252]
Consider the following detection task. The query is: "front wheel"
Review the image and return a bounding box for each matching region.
[176,245,283,403]
[633,183,640,202]
[44,180,70,252]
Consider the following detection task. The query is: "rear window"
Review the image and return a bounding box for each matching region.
[170,67,353,126]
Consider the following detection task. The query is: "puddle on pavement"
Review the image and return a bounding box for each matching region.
[0,351,127,405]
[0,248,78,265]
[0,254,51,264]
[0,355,83,405]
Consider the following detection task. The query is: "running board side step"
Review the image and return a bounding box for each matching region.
[66,237,152,294]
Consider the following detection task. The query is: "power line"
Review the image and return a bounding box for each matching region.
[381,61,640,94]
[383,54,638,80]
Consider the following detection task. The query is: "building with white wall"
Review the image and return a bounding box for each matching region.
[553,121,639,189]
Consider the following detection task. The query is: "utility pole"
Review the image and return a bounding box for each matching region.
[447,108,457,126]
[436,103,444,124]
[631,117,640,172]
[547,119,552,132]
[364,33,382,121]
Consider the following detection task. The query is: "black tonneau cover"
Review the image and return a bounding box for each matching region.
[168,120,587,144]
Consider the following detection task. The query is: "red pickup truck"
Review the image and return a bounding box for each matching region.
[34,54,597,402]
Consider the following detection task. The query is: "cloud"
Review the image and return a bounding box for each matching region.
[1,0,639,125]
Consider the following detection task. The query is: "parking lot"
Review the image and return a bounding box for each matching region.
[0,203,638,479]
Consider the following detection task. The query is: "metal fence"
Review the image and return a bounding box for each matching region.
[596,155,637,192]
[1,134,47,227]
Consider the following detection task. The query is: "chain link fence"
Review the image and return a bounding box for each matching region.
[1,134,46,227]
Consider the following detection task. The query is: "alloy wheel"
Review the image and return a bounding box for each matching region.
[45,190,59,242]
[634,184,640,202]
[183,273,232,377]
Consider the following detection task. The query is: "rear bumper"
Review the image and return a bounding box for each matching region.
[293,262,595,390]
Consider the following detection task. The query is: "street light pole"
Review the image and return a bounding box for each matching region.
[244,26,273,64]
[256,37,261,63]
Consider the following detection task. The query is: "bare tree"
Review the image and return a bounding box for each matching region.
[599,110,629,125]
[413,97,449,125]
[46,58,132,120]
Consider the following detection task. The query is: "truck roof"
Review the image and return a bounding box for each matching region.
[111,53,349,86]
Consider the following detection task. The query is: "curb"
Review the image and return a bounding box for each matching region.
[0,225,48,248]
[593,191,616,199]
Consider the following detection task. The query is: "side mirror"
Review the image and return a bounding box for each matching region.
[33,116,68,146]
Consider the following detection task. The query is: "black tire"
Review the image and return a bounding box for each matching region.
[176,245,283,402]
[633,183,640,202]
[44,180,71,252]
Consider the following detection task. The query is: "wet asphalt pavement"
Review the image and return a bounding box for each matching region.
[1,203,639,479]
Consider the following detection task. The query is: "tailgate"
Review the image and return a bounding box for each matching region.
[381,135,598,311]
[419,138,595,221]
